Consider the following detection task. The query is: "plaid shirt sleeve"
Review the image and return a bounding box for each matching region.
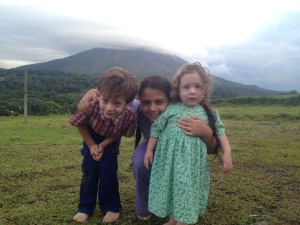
[68,110,87,126]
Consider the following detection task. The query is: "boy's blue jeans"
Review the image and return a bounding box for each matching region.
[78,126,121,216]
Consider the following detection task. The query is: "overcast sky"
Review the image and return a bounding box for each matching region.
[1,0,300,92]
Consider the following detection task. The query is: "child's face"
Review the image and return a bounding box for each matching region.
[140,88,170,122]
[179,72,204,107]
[99,94,127,119]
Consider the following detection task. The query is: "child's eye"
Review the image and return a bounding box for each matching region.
[195,85,202,90]
[141,101,150,106]
[101,98,108,103]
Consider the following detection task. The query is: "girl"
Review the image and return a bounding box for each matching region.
[131,75,219,221]
[144,63,232,225]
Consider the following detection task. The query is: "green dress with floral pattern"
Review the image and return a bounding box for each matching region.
[148,102,225,224]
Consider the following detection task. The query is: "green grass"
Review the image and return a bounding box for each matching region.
[1,106,300,225]
[216,105,300,121]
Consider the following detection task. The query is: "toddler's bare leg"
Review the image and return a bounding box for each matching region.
[102,211,120,223]
[73,212,89,223]
[176,222,188,225]
[163,216,176,225]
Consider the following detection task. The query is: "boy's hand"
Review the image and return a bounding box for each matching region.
[219,153,233,174]
[93,144,104,161]
[144,150,153,170]
[90,144,103,161]
[92,151,103,161]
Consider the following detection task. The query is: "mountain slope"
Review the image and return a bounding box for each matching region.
[17,48,187,78]
[16,47,280,97]
[210,75,280,99]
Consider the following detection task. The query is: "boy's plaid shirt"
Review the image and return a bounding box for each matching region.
[69,103,137,137]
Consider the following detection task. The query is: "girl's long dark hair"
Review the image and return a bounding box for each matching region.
[135,126,142,148]
[202,103,221,155]
[135,75,172,148]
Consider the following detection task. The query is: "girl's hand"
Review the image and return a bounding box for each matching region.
[78,89,99,114]
[219,153,233,174]
[178,116,210,137]
[144,150,153,170]
[178,116,216,154]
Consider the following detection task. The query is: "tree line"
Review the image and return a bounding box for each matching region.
[1,68,298,116]
[0,69,96,115]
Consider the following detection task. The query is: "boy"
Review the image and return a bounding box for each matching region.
[68,67,138,223]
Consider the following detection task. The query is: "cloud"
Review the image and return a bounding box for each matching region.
[0,2,300,92]
[192,11,300,92]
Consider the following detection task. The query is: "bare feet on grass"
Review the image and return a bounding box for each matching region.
[102,211,120,223]
[73,212,89,223]
[137,215,152,220]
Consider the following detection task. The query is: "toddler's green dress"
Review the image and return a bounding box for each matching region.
[148,103,225,224]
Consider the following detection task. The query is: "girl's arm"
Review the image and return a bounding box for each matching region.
[77,89,100,114]
[178,116,216,152]
[144,137,158,169]
[218,134,233,174]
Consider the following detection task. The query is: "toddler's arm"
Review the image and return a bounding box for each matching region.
[78,89,99,114]
[219,135,233,174]
[144,137,158,169]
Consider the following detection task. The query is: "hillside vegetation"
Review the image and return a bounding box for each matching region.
[0,69,96,115]
[1,68,296,116]
[213,93,300,106]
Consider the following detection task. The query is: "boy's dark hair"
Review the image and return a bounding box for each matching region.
[97,67,138,104]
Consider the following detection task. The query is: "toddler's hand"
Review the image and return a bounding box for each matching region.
[144,150,153,170]
[219,153,233,174]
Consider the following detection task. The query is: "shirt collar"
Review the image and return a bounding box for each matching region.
[100,108,126,125]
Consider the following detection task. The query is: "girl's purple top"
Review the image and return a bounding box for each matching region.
[130,99,152,140]
[130,99,153,217]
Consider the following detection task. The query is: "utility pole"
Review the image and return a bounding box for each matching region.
[24,69,28,123]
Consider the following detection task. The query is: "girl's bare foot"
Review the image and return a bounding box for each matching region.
[137,215,152,220]
[73,212,89,222]
[163,216,176,225]
[102,211,120,223]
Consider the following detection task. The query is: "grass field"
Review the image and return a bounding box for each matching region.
[1,105,300,225]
